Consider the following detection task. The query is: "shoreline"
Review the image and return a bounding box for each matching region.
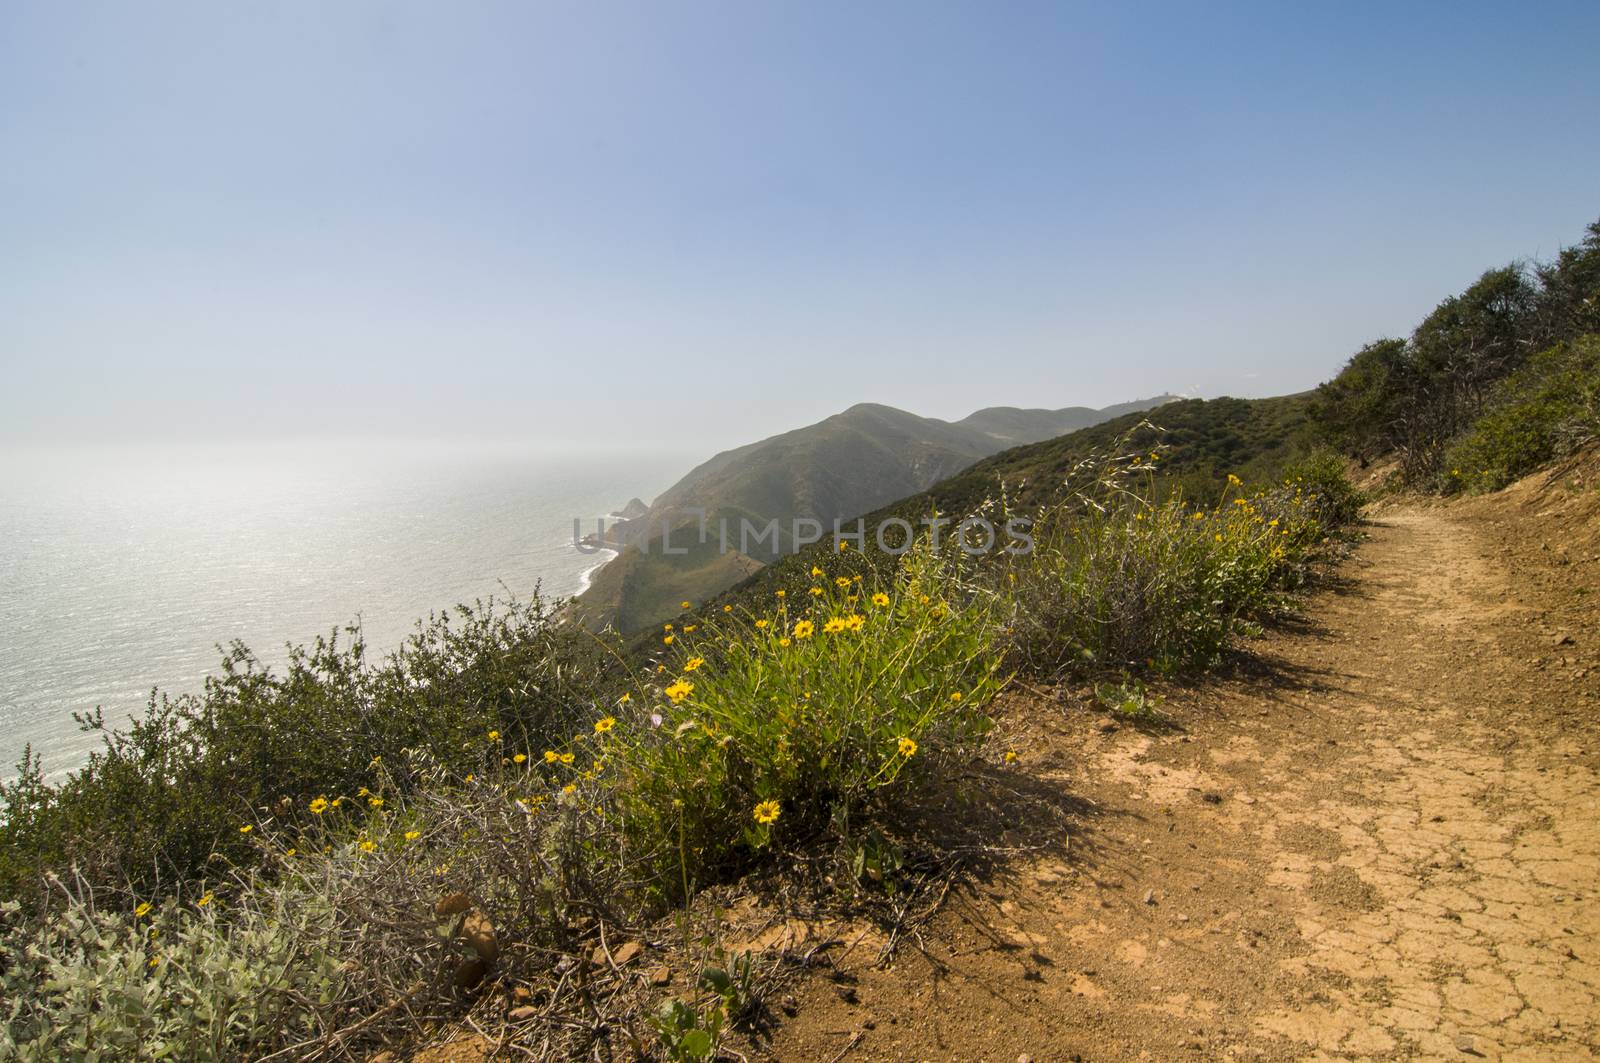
[573,543,619,597]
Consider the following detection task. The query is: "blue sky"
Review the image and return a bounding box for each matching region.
[3,1,1598,452]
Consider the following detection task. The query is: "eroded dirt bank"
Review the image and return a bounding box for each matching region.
[769,485,1600,1061]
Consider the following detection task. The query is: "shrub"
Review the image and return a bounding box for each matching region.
[0,884,343,1061]
[612,546,1002,899]
[1441,335,1600,494]
[0,594,621,905]
[999,445,1333,679]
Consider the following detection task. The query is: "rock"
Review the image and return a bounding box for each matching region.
[461,911,499,964]
[834,984,860,1005]
[1553,632,1575,646]
[435,892,474,919]
[592,940,643,967]
[1201,792,1223,805]
[453,955,489,991]
[511,985,533,1004]
[508,1005,538,1022]
[1144,889,1157,905]
[1455,1033,1479,1054]
[1097,717,1119,734]
[1238,795,1256,805]
[1176,914,1190,923]
[1018,1055,1034,1063]
[648,965,672,986]
[781,994,799,1016]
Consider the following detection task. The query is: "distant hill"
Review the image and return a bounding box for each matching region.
[682,391,1320,627]
[575,395,1176,631]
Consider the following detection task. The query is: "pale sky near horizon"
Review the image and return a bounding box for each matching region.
[3,1,1598,455]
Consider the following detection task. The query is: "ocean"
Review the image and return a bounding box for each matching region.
[0,441,688,780]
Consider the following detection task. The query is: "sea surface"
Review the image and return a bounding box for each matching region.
[0,441,687,780]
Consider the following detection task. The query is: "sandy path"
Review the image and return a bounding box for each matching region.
[769,505,1600,1061]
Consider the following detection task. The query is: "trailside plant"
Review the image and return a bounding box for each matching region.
[999,440,1337,679]
[611,545,1003,899]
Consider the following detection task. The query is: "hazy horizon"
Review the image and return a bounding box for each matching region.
[5,1,1599,458]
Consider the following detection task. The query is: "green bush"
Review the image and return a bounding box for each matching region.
[999,447,1335,679]
[1442,335,1600,494]
[0,594,620,905]
[0,887,343,1061]
[612,546,1002,899]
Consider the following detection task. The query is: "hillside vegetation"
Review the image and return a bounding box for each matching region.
[1316,218,1600,486]
[576,396,1173,632]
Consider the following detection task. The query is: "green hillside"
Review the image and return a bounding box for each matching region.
[579,395,1175,630]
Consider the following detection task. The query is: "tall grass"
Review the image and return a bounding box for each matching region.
[998,440,1350,679]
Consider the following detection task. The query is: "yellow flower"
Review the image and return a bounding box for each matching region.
[308,796,329,815]
[834,576,852,588]
[404,830,421,842]
[487,730,500,741]
[665,679,694,703]
[285,848,296,857]
[837,540,849,552]
[135,902,152,918]
[810,565,825,577]
[238,824,252,834]
[197,892,214,907]
[844,613,864,632]
[330,797,343,808]
[1214,533,1223,542]
[681,600,691,609]
[753,800,781,824]
[465,773,474,783]
[369,754,382,766]
[949,691,962,702]
[559,752,575,765]
[149,956,161,968]
[358,787,370,796]
[544,749,559,763]
[683,657,705,672]
[1228,473,1242,486]
[809,586,824,597]
[512,753,527,764]
[359,840,377,853]
[755,619,769,629]
[871,592,890,608]
[775,589,786,598]
[897,736,918,758]
[368,796,384,809]
[684,624,697,632]
[779,637,791,647]
[822,617,846,634]
[793,619,815,639]
[663,634,675,645]
[723,604,733,613]
[562,783,577,794]
[618,692,631,704]
[595,716,617,733]
[664,623,674,632]
[1004,751,1018,763]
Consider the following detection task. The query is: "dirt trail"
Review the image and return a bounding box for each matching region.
[769,501,1600,1061]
